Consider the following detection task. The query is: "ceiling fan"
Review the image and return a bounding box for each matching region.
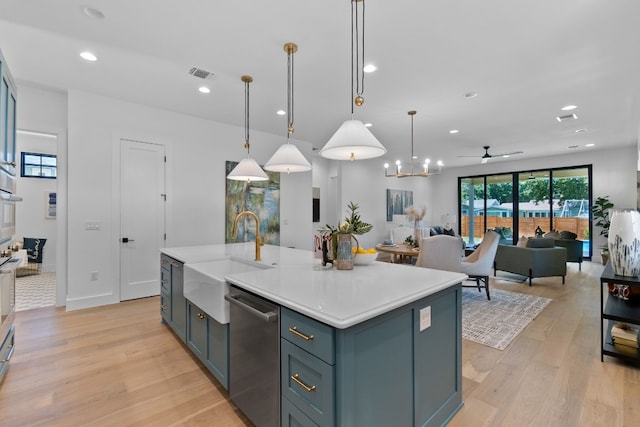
[458,145,524,164]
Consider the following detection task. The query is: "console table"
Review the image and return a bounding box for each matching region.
[600,262,640,364]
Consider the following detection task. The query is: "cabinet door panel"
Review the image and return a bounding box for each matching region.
[187,302,207,361]
[414,286,462,427]
[281,338,334,426]
[206,317,229,390]
[282,396,319,427]
[170,260,186,341]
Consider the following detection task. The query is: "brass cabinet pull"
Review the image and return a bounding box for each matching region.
[161,279,169,284]
[197,313,206,320]
[288,326,314,341]
[291,374,316,392]
[161,304,168,310]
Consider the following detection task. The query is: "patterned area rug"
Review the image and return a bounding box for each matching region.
[462,288,552,350]
[15,271,56,311]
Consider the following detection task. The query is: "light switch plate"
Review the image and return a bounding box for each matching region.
[419,306,431,331]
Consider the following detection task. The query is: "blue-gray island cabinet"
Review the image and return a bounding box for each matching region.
[278,284,462,427]
[161,244,465,426]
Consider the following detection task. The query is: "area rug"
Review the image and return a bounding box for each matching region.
[462,288,552,350]
[15,271,56,311]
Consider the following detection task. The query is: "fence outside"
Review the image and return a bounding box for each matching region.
[461,216,589,240]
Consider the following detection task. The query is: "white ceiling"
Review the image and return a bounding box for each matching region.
[1,0,639,168]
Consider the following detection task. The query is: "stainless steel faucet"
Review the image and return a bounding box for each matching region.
[231,210,263,261]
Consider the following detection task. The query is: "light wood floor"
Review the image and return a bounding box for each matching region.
[1,261,638,426]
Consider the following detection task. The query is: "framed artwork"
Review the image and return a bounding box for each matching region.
[45,191,56,219]
[225,161,280,245]
[386,189,413,222]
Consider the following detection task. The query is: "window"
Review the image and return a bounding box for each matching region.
[459,165,592,259]
[20,152,57,178]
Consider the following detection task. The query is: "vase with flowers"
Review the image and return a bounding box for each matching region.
[405,205,426,247]
[319,201,373,270]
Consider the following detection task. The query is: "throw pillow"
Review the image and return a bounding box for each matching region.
[517,236,528,247]
[443,227,455,236]
[559,230,578,240]
[23,237,47,263]
[430,226,443,236]
[526,237,554,248]
[544,231,560,239]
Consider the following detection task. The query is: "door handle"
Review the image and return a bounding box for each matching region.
[122,237,135,243]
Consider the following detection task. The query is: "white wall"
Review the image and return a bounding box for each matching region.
[15,132,57,271]
[65,89,311,310]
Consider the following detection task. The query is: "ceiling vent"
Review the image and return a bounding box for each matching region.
[556,113,578,123]
[188,67,214,80]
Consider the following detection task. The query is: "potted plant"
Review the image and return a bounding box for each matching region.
[592,195,614,264]
[319,201,373,269]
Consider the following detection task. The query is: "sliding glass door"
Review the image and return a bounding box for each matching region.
[517,170,551,238]
[460,176,484,246]
[458,165,592,258]
[551,167,590,257]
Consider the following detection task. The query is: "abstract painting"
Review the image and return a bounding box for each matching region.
[225,161,280,245]
[386,189,413,222]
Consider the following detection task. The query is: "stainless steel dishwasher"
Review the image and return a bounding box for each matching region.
[225,285,280,427]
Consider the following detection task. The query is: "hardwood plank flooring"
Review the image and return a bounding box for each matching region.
[1,261,638,426]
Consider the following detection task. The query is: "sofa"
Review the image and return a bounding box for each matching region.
[493,237,567,286]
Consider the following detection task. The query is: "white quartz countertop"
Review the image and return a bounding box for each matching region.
[162,243,467,329]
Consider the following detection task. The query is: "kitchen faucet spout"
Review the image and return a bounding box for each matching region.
[231,210,263,261]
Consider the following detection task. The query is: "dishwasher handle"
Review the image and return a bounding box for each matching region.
[225,293,278,323]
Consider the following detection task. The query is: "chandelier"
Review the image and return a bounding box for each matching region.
[384,110,443,178]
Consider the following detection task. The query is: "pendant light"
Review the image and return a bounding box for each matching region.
[227,75,269,182]
[264,42,312,173]
[319,0,386,161]
[384,111,444,178]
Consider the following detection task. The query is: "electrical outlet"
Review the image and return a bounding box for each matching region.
[90,271,98,281]
[419,306,431,331]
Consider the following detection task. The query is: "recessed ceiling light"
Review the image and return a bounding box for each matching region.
[276,110,286,116]
[464,92,478,99]
[363,64,377,73]
[82,6,105,20]
[364,122,372,127]
[198,86,210,94]
[449,129,459,134]
[80,51,97,61]
[561,105,577,111]
[585,143,595,147]
[575,128,588,133]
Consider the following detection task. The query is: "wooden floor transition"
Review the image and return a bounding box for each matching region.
[1,261,639,426]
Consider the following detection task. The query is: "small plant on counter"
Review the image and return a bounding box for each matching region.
[318,201,373,236]
[318,202,373,262]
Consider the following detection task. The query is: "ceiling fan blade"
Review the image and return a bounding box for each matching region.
[457,155,482,158]
[492,150,524,157]
[481,157,489,164]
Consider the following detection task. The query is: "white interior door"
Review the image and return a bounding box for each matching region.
[120,139,165,301]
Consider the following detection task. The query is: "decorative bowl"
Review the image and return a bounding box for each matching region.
[354,252,377,265]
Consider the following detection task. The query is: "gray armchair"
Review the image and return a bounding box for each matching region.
[494,237,567,286]
[554,239,583,271]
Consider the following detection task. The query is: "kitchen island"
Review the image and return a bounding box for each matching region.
[161,243,466,427]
